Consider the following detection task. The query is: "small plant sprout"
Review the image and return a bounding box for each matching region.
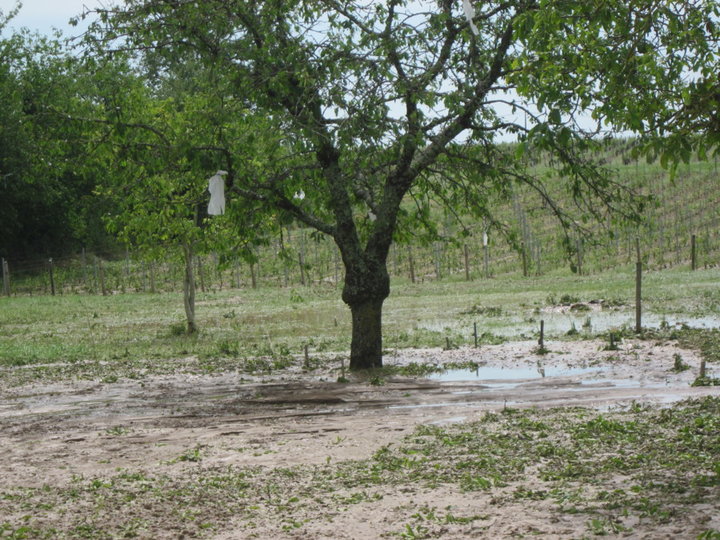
[605,332,620,351]
[176,446,203,463]
[672,354,690,372]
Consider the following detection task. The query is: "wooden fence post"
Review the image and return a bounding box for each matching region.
[140,261,147,292]
[464,244,471,281]
[197,256,206,293]
[92,255,98,293]
[299,230,307,286]
[298,252,306,286]
[1,258,10,296]
[97,257,107,296]
[124,249,131,292]
[691,234,697,271]
[250,263,257,289]
[233,259,241,289]
[392,242,399,277]
[483,230,490,278]
[212,252,222,290]
[149,261,157,293]
[635,239,642,334]
[408,247,416,284]
[334,248,340,287]
[48,258,56,296]
[575,237,584,276]
[81,248,89,292]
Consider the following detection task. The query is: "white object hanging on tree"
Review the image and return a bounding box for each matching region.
[462,0,479,36]
[293,189,305,200]
[207,170,227,215]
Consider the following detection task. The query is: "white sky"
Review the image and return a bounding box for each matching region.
[3,0,99,37]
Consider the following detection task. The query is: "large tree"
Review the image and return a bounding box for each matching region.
[83,0,719,369]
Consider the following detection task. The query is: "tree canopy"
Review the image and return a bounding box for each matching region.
[0,20,119,259]
[75,0,720,368]
[92,57,276,331]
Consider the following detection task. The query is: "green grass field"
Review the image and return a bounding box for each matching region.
[1,266,718,386]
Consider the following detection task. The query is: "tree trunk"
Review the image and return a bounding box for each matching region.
[182,243,198,334]
[348,298,384,370]
[342,256,390,370]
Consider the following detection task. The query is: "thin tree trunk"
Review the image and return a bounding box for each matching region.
[183,243,198,334]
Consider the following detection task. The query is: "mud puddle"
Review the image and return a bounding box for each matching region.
[420,310,720,338]
[431,364,602,382]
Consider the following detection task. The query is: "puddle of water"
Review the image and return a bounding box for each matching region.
[431,365,602,382]
[419,312,720,338]
[389,402,491,410]
[429,416,467,425]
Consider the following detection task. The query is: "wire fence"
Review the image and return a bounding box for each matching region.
[2,157,718,297]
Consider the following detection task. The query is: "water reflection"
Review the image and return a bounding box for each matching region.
[430,365,603,382]
[419,312,720,338]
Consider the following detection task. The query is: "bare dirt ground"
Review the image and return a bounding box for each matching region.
[1,338,718,538]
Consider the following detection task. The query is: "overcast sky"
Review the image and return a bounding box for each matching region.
[4,0,99,37]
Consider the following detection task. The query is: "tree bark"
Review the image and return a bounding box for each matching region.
[182,243,198,334]
[348,298,385,370]
[342,256,390,370]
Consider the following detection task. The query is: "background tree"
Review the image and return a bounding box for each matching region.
[92,60,272,332]
[0,17,115,260]
[84,0,719,369]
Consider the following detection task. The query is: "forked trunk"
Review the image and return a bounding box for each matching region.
[349,299,384,370]
[182,243,198,334]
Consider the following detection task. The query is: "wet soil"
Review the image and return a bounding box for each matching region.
[1,338,718,538]
[2,338,716,481]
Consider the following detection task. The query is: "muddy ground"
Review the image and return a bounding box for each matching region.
[1,338,718,538]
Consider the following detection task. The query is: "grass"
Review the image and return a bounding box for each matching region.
[0,266,718,385]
